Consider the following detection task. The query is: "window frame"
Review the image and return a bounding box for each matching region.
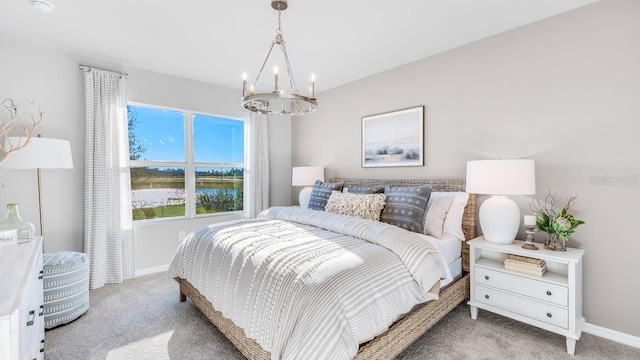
[128,101,244,222]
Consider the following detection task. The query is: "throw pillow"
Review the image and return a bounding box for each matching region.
[325,191,386,221]
[380,185,432,233]
[308,180,344,210]
[429,191,470,240]
[423,195,455,239]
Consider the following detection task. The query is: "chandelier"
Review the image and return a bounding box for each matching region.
[241,0,317,116]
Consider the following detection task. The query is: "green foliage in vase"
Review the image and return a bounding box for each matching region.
[530,191,585,240]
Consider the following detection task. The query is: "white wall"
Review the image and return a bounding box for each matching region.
[292,0,640,337]
[0,38,292,270]
[0,39,84,253]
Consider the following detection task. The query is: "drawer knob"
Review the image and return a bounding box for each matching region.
[38,270,44,280]
[485,294,490,299]
[39,305,44,316]
[546,291,552,296]
[40,339,45,353]
[547,312,552,318]
[484,275,490,280]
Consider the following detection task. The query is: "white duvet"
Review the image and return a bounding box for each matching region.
[168,206,447,359]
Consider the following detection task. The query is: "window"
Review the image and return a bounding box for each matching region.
[128,104,244,221]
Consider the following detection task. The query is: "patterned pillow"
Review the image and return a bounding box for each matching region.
[345,186,384,194]
[325,191,386,221]
[380,185,432,233]
[308,180,344,210]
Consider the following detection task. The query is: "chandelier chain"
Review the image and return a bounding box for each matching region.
[276,8,282,36]
[275,7,299,94]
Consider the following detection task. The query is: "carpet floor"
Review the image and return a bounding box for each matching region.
[45,273,640,360]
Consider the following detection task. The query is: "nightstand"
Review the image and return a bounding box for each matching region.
[468,236,585,355]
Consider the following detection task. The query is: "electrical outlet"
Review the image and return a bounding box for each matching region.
[178,230,187,242]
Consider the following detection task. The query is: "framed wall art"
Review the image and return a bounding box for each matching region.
[361,106,424,168]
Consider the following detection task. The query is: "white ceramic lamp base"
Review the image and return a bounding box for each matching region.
[479,195,520,245]
[298,186,313,209]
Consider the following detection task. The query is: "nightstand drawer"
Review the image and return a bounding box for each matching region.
[474,285,568,329]
[475,266,568,307]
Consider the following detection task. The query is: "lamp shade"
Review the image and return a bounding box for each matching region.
[465,159,535,195]
[2,137,73,169]
[292,166,324,187]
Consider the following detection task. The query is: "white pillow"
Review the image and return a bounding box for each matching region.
[423,196,454,239]
[429,192,469,241]
[325,191,386,221]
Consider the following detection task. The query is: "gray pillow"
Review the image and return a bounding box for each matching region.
[308,180,344,210]
[380,185,432,233]
[346,186,384,194]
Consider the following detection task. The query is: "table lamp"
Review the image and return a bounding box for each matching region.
[1,136,73,249]
[466,159,535,244]
[292,166,324,209]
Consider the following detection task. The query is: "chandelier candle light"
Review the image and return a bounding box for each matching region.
[241,0,317,116]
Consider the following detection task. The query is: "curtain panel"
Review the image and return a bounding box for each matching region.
[82,67,135,289]
[243,112,270,218]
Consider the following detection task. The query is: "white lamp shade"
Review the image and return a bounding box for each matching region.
[2,137,73,169]
[292,166,324,186]
[465,159,535,195]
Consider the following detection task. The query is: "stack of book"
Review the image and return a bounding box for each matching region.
[504,254,546,276]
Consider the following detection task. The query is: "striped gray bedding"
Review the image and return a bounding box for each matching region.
[168,206,448,360]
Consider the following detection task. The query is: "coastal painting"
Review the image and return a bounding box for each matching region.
[362,106,424,167]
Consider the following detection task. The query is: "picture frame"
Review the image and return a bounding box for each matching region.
[361,106,424,168]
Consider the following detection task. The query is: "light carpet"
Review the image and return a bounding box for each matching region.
[45,273,640,360]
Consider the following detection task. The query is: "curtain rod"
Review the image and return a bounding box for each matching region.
[78,65,129,78]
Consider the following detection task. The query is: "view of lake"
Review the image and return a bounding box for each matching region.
[131,188,239,208]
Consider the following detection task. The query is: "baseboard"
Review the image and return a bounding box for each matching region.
[584,322,640,349]
[135,264,169,277]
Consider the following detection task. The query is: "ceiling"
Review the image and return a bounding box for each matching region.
[1,0,598,94]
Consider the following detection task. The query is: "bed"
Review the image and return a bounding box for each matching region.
[170,178,476,359]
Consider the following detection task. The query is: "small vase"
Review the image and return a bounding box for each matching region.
[544,232,566,251]
[0,203,35,242]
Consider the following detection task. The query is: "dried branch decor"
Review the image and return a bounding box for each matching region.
[529,190,585,241]
[0,99,43,166]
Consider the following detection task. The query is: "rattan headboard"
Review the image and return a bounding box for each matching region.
[329,178,477,272]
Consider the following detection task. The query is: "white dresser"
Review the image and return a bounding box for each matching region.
[0,237,45,360]
[468,236,585,355]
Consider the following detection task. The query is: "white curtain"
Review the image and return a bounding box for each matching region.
[243,112,270,218]
[82,67,135,289]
